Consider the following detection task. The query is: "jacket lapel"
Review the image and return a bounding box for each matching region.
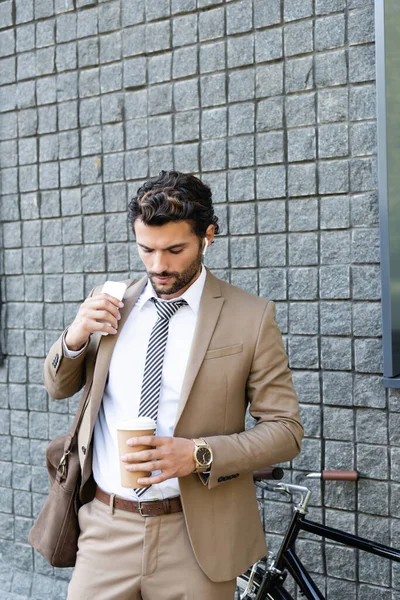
[174,270,224,427]
[88,276,148,434]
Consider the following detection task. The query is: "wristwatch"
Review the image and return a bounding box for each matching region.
[192,438,213,473]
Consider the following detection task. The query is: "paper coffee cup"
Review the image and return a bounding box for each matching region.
[117,417,156,488]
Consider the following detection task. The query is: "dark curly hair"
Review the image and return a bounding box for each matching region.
[128,171,220,238]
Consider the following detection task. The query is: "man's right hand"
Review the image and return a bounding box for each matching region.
[65,293,124,351]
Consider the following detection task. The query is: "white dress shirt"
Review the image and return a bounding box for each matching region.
[63,266,206,500]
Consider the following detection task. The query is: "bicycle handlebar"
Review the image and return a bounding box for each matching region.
[321,470,359,481]
[253,467,284,481]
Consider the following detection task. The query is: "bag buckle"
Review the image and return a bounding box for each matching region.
[57,450,71,479]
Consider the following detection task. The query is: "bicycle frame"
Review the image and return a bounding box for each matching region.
[254,484,400,600]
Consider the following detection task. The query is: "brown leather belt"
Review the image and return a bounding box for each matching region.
[95,487,183,517]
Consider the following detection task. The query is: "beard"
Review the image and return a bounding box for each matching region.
[148,245,203,297]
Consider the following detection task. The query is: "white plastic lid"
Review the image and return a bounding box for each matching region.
[116,417,156,431]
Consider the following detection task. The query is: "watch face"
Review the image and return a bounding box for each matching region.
[197,447,212,465]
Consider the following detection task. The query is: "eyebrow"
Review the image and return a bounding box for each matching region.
[138,242,188,251]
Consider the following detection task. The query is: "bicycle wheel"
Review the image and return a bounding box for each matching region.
[236,570,294,600]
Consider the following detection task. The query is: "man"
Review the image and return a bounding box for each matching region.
[44,170,303,599]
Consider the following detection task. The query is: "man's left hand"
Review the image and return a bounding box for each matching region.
[121,436,196,485]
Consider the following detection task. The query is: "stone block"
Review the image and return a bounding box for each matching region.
[288,198,318,232]
[16,0,34,24]
[293,437,322,470]
[229,68,254,102]
[352,228,380,264]
[258,200,286,233]
[320,266,351,299]
[3,223,21,249]
[287,127,316,162]
[289,302,318,335]
[173,79,199,110]
[315,50,347,87]
[145,20,170,53]
[358,479,389,516]
[99,1,121,33]
[318,87,348,124]
[288,164,317,197]
[63,245,83,273]
[227,169,253,202]
[321,336,352,370]
[284,0,313,21]
[352,265,380,300]
[255,28,282,63]
[289,232,318,266]
[78,39,99,69]
[124,56,146,89]
[101,63,123,93]
[144,0,169,20]
[254,0,280,27]
[174,142,199,172]
[172,46,198,79]
[60,158,80,188]
[16,23,35,53]
[227,0,252,35]
[126,118,148,149]
[256,97,283,131]
[315,14,345,51]
[199,7,224,41]
[288,336,319,369]
[229,203,256,235]
[325,544,356,580]
[172,0,196,13]
[229,135,254,169]
[354,338,382,374]
[286,57,313,95]
[174,110,199,143]
[349,44,375,83]
[199,137,227,173]
[228,34,254,69]
[350,84,376,121]
[256,165,286,199]
[320,195,350,229]
[325,440,355,470]
[348,7,374,45]
[316,0,346,13]
[148,83,172,115]
[321,231,350,265]
[172,13,197,47]
[125,150,149,180]
[324,407,354,441]
[257,131,284,165]
[199,40,225,75]
[259,268,286,300]
[350,121,376,156]
[77,7,98,37]
[350,157,377,193]
[259,234,286,267]
[319,123,349,158]
[285,20,313,57]
[320,301,352,335]
[351,193,378,228]
[230,237,257,268]
[256,63,283,97]
[323,371,353,406]
[288,267,318,300]
[148,53,171,84]
[291,371,321,404]
[122,0,145,26]
[318,160,349,194]
[356,410,387,445]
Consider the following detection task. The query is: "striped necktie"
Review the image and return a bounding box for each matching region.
[135,297,187,497]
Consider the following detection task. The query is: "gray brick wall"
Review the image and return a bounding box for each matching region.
[0,0,390,598]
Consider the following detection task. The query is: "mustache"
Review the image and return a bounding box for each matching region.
[149,272,177,278]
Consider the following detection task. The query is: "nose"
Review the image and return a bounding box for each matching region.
[152,252,169,274]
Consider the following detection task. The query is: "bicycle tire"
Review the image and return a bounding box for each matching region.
[236,570,294,600]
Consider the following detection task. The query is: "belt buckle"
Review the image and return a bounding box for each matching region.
[137,500,148,517]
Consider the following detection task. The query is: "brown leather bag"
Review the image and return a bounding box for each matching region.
[28,331,102,567]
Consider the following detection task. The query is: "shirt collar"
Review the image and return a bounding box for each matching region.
[137,265,206,316]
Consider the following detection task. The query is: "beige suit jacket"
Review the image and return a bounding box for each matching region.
[43,269,303,582]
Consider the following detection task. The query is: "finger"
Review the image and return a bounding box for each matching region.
[137,473,168,485]
[121,449,157,463]
[126,436,164,447]
[85,297,123,317]
[125,460,162,472]
[102,293,124,308]
[126,435,160,446]
[86,309,119,330]
[85,319,118,335]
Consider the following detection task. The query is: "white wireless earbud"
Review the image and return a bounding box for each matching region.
[202,239,208,256]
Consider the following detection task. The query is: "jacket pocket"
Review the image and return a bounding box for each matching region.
[204,343,243,360]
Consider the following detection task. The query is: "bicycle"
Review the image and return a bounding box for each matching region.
[235,467,400,599]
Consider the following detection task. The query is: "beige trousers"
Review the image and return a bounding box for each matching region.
[67,496,236,600]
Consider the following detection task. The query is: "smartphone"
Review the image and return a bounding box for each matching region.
[99,281,127,335]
